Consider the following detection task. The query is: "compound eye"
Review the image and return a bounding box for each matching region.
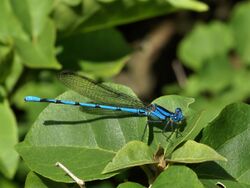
[175,108,181,113]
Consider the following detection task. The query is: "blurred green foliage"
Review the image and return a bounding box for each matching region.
[0,0,249,188]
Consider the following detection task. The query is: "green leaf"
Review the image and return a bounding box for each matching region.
[25,172,67,188]
[201,103,250,185]
[0,46,14,84]
[184,55,233,96]
[12,74,64,129]
[0,99,18,178]
[5,0,61,69]
[4,55,23,93]
[0,176,18,188]
[58,28,131,77]
[10,0,54,37]
[14,19,61,69]
[0,0,26,40]
[148,96,204,155]
[169,140,226,163]
[178,21,234,70]
[168,0,208,12]
[151,165,204,188]
[17,84,148,182]
[53,0,208,33]
[103,141,155,173]
[117,182,145,188]
[196,162,248,188]
[17,142,116,182]
[230,1,250,65]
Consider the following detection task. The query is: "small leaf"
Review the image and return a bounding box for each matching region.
[168,0,208,12]
[151,165,204,188]
[103,141,155,174]
[8,0,61,69]
[201,103,250,185]
[169,140,227,163]
[178,21,234,70]
[117,182,145,188]
[15,19,61,69]
[0,99,18,178]
[25,172,67,188]
[230,1,250,64]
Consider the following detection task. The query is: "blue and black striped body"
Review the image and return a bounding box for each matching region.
[24,71,184,124]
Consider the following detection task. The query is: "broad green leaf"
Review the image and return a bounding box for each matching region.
[58,28,131,77]
[0,99,18,178]
[148,96,204,155]
[151,165,204,188]
[25,172,67,188]
[169,140,226,163]
[103,141,155,173]
[178,21,234,70]
[53,0,208,33]
[201,103,250,185]
[230,1,250,65]
[17,142,117,182]
[117,182,145,188]
[17,84,148,182]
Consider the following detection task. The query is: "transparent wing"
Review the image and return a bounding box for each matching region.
[58,71,145,108]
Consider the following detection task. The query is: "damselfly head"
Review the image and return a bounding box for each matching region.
[171,108,184,123]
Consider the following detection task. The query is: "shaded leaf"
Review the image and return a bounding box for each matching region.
[0,176,18,188]
[201,103,250,185]
[25,172,67,188]
[117,182,145,188]
[58,28,131,77]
